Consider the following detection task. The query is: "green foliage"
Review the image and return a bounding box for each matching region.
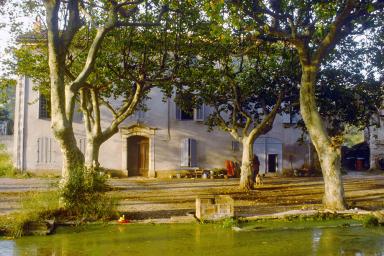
[362,215,379,227]
[221,217,240,228]
[0,191,61,238]
[0,146,17,177]
[61,166,117,221]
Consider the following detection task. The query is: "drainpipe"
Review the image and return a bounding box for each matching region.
[167,97,171,141]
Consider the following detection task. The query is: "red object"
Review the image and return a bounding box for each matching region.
[118,219,129,224]
[355,159,364,171]
[225,160,235,177]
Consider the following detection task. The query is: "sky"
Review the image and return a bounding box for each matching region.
[0,7,34,77]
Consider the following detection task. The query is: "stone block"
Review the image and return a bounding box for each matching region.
[196,195,234,221]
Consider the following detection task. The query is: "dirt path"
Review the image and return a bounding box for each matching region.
[0,178,55,215]
[0,174,383,219]
[111,173,384,219]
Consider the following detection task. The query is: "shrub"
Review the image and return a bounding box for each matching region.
[363,215,379,227]
[0,148,16,177]
[221,217,240,228]
[60,166,117,221]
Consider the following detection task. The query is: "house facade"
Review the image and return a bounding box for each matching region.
[13,76,310,177]
[368,110,384,170]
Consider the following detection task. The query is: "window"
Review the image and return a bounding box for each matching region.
[282,112,299,125]
[176,104,206,121]
[194,104,205,121]
[180,138,197,167]
[281,101,300,126]
[37,137,54,163]
[176,105,193,120]
[38,93,51,119]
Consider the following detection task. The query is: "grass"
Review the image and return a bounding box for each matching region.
[0,166,119,238]
[0,145,31,178]
[0,191,61,237]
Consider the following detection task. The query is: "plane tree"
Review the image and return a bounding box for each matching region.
[7,16,173,170]
[222,0,384,209]
[173,20,301,189]
[5,0,168,183]
[76,24,173,169]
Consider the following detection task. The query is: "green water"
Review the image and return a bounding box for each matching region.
[1,222,384,256]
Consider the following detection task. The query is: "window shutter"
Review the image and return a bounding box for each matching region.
[181,138,197,167]
[37,137,53,163]
[37,138,41,163]
[180,138,189,166]
[189,138,197,167]
[194,104,204,121]
[291,113,300,124]
[176,105,181,120]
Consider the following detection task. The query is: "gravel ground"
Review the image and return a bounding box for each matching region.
[0,173,383,219]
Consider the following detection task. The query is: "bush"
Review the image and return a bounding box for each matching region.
[221,217,240,228]
[0,147,16,177]
[60,166,117,221]
[363,215,379,227]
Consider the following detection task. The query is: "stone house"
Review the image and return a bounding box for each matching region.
[13,76,310,177]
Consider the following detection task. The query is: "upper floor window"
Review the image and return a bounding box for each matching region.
[38,93,51,119]
[281,102,299,126]
[176,105,193,120]
[176,104,205,121]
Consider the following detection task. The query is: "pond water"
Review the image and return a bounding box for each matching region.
[1,222,383,256]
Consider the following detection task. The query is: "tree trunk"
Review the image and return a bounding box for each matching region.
[300,65,346,210]
[84,137,101,169]
[319,147,345,210]
[239,137,254,190]
[45,2,84,182]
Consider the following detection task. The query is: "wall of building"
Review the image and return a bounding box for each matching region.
[14,79,309,176]
[369,116,384,169]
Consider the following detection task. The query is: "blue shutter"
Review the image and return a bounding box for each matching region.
[281,102,291,124]
[194,104,204,121]
[190,138,197,167]
[176,105,181,120]
[291,113,300,124]
[181,138,197,167]
[180,138,189,166]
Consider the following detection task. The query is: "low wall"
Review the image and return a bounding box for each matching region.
[196,195,234,221]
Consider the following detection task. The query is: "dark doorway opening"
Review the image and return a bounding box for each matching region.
[127,136,149,176]
[268,154,278,172]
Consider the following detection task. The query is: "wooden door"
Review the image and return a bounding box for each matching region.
[138,140,149,176]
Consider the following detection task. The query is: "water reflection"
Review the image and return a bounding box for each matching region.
[0,240,15,256]
[0,224,383,256]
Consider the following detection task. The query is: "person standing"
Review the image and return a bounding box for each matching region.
[252,155,260,182]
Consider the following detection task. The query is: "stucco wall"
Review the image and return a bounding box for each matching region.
[369,117,384,169]
[14,79,308,175]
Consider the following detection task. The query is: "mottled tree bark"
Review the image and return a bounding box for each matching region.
[299,65,346,210]
[239,136,254,190]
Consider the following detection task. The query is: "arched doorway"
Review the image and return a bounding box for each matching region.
[127,136,149,176]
